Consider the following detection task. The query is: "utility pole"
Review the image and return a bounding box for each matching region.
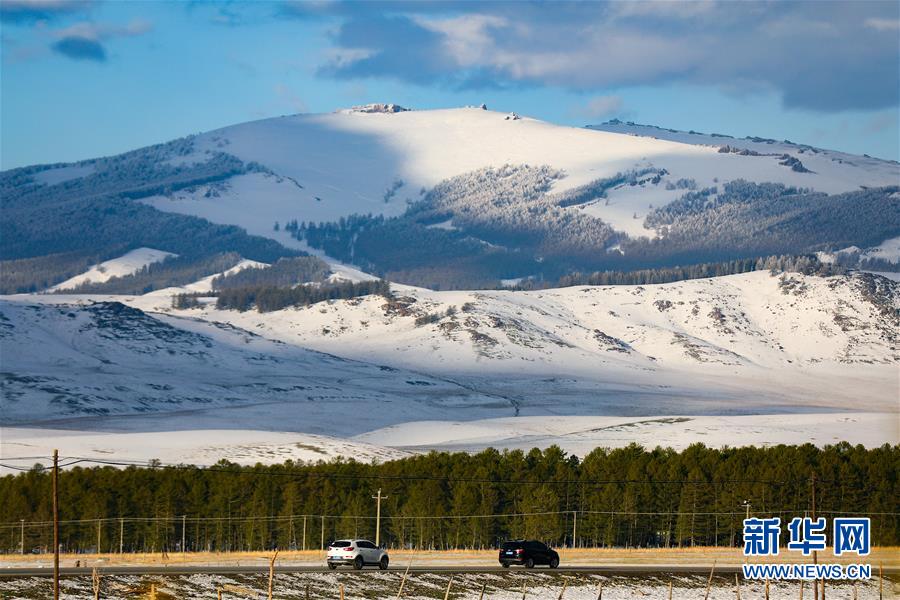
[52,449,59,600]
[20,519,24,555]
[119,518,124,554]
[743,500,752,521]
[811,473,818,600]
[302,515,307,551]
[97,518,101,555]
[572,511,577,548]
[372,489,389,547]
[182,515,187,555]
[320,516,325,552]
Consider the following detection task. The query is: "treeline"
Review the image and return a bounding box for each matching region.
[829,250,900,273]
[211,256,330,290]
[555,255,843,288]
[290,213,528,290]
[1,443,896,554]
[631,181,900,265]
[288,165,899,290]
[215,279,390,312]
[0,248,126,295]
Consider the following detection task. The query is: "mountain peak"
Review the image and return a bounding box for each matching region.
[346,103,411,114]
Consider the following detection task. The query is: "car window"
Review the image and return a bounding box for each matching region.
[502,542,522,550]
[357,541,374,549]
[329,541,351,548]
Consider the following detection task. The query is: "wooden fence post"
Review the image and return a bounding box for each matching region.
[92,567,100,600]
[396,562,410,599]
[734,573,740,600]
[765,578,770,600]
[557,579,568,600]
[799,580,803,600]
[443,576,453,600]
[703,561,716,600]
[268,549,279,600]
[668,580,673,600]
[477,583,486,600]
[598,581,603,600]
[340,583,344,600]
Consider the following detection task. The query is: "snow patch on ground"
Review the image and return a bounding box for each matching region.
[356,413,898,454]
[50,248,176,291]
[0,571,891,600]
[862,235,900,263]
[31,164,95,186]
[1,428,410,472]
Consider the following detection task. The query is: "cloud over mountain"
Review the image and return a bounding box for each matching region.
[307,1,899,113]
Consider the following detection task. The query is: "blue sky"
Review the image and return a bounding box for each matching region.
[2,0,899,169]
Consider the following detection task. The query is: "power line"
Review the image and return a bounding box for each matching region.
[3,508,896,530]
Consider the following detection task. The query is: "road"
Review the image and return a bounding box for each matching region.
[3,564,897,577]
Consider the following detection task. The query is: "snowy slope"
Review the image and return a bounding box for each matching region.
[141,107,900,243]
[2,427,411,468]
[2,270,897,465]
[131,271,898,413]
[4,108,899,464]
[50,248,176,291]
[863,235,900,263]
[0,299,507,433]
[356,413,898,454]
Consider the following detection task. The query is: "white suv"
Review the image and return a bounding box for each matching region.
[326,539,389,570]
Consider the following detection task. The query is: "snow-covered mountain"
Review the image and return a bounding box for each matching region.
[146,107,898,241]
[4,105,898,294]
[2,269,897,466]
[2,106,898,465]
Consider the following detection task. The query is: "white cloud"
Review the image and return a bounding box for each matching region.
[415,14,506,67]
[320,2,900,112]
[575,95,624,119]
[865,17,900,31]
[610,0,718,21]
[53,18,152,41]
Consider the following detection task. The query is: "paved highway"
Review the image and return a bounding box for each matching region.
[5,564,897,577]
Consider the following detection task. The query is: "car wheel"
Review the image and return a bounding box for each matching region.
[327,563,337,570]
[500,562,510,568]
[380,556,389,570]
[353,556,364,570]
[525,558,535,569]
[549,556,559,569]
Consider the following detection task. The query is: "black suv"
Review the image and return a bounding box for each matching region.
[499,539,560,568]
